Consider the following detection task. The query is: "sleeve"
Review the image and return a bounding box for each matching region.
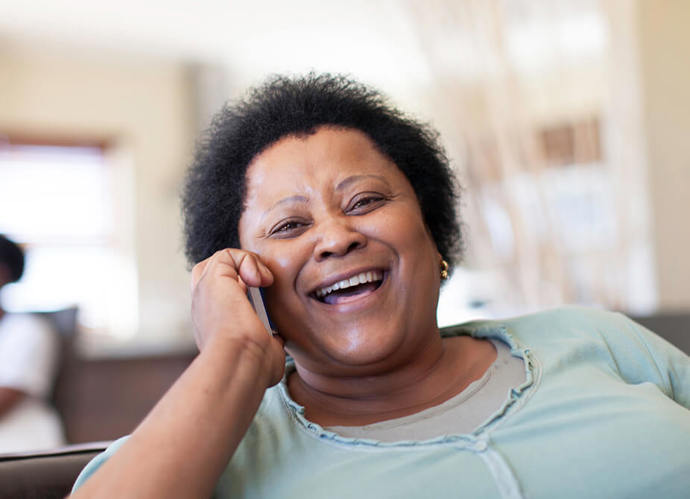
[0,314,59,397]
[598,309,690,409]
[71,436,130,492]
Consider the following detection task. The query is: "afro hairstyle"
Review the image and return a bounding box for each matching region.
[182,73,461,270]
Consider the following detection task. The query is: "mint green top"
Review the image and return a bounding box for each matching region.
[74,307,690,498]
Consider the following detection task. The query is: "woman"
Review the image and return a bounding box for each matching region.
[0,234,64,453]
[73,74,689,498]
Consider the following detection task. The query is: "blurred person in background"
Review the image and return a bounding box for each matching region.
[0,234,65,453]
[71,75,689,498]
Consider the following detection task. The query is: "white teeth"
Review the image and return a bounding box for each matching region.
[314,270,383,298]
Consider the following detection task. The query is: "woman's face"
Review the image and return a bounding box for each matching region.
[239,127,442,375]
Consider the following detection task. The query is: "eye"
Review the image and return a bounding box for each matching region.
[347,193,387,214]
[269,219,310,238]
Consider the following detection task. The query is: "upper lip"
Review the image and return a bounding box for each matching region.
[307,266,387,297]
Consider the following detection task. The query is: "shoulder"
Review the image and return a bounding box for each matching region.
[0,312,54,336]
[478,307,688,389]
[451,306,667,369]
[497,306,640,343]
[506,305,624,327]
[0,312,57,352]
[449,306,635,345]
[501,307,675,364]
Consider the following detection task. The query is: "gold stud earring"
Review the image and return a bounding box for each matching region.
[440,259,449,280]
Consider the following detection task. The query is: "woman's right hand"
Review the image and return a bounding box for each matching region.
[71,249,286,498]
[190,249,285,387]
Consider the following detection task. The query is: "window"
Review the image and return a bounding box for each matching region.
[0,139,138,340]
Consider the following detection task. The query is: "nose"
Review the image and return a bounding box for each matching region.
[313,216,367,261]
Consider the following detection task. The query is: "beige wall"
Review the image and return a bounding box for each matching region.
[638,0,690,310]
[0,41,195,344]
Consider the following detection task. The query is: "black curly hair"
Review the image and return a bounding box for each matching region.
[182,73,461,270]
[0,234,25,283]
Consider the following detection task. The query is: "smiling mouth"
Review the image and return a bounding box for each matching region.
[312,270,384,305]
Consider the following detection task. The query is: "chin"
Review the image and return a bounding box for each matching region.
[311,325,410,371]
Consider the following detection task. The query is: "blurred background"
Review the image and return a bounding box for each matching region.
[0,0,688,444]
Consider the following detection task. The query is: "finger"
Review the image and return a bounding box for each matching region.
[191,250,242,305]
[222,250,273,288]
[190,257,212,290]
[203,249,244,281]
[236,275,248,294]
[192,249,236,287]
[192,248,272,291]
[237,256,266,288]
[258,260,274,285]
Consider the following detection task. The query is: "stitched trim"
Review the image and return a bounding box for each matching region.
[276,321,542,449]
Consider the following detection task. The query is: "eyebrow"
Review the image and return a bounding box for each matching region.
[335,174,390,191]
[265,174,390,214]
[268,195,309,212]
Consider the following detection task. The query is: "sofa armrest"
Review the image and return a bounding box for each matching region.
[0,442,109,499]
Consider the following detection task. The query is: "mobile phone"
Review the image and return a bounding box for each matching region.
[247,287,274,336]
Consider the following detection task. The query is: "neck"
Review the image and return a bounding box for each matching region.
[288,335,496,427]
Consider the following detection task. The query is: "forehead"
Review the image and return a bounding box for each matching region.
[242,127,406,205]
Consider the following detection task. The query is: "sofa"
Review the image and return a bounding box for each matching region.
[0,442,108,498]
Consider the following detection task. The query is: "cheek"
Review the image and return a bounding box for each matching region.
[379,206,436,255]
[269,251,299,276]
[258,244,309,308]
[382,208,440,290]
[260,259,297,335]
